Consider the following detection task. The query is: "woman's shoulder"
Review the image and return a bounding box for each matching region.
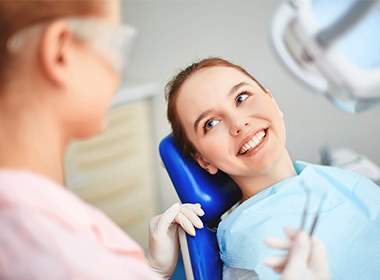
[297,160,361,177]
[297,160,379,189]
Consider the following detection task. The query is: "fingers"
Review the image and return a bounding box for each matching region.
[175,212,197,236]
[161,202,181,225]
[181,204,204,228]
[175,203,204,236]
[264,254,287,273]
[151,203,205,237]
[285,231,311,268]
[309,237,331,277]
[265,229,310,274]
[264,231,293,273]
[150,203,180,235]
[265,237,292,250]
[163,203,181,221]
[183,203,205,217]
[284,227,299,240]
[264,227,304,257]
[265,227,331,280]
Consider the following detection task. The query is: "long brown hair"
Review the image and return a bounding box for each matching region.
[165,57,266,157]
[0,0,107,90]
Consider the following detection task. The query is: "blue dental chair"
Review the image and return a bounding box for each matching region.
[159,134,242,280]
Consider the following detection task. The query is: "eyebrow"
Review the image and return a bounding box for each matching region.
[194,109,213,133]
[229,82,250,97]
[193,82,250,132]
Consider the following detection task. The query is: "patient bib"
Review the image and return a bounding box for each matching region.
[217,161,380,279]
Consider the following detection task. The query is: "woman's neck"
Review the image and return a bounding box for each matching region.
[233,150,297,201]
[0,101,67,185]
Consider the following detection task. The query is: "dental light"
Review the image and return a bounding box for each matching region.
[271,0,380,113]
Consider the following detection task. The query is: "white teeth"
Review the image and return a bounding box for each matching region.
[239,130,266,154]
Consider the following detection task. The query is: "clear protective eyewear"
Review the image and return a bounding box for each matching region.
[7,17,137,75]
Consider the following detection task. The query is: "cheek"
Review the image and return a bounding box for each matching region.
[85,58,119,98]
[275,113,287,140]
[197,132,228,161]
[83,57,119,106]
[68,71,119,137]
[77,48,120,96]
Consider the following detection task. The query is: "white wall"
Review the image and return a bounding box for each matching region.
[122,0,380,211]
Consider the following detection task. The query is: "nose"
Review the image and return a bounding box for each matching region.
[230,118,249,136]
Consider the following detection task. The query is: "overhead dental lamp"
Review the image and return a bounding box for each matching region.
[271,0,380,113]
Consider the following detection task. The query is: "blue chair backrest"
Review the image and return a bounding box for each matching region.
[159,134,242,280]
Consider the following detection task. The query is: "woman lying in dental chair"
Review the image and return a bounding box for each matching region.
[164,57,380,279]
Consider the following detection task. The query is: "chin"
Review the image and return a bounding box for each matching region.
[76,120,107,140]
[254,150,284,174]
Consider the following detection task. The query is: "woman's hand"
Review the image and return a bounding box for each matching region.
[146,203,204,279]
[264,227,331,280]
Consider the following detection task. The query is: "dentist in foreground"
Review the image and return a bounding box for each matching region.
[0,0,203,279]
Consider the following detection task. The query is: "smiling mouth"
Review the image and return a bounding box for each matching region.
[238,129,268,155]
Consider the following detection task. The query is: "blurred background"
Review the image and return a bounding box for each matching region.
[65,0,380,257]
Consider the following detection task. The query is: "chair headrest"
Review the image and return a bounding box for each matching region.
[159,134,242,225]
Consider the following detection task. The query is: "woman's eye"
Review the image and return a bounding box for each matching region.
[204,119,220,131]
[236,93,249,105]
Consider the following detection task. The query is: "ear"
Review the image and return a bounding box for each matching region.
[265,88,284,118]
[38,20,72,86]
[191,152,219,175]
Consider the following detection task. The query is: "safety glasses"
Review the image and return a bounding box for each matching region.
[7,17,137,75]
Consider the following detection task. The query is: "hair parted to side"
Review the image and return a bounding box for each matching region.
[165,57,266,157]
[0,0,108,90]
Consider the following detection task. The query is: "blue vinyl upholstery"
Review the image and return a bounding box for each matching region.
[159,134,241,280]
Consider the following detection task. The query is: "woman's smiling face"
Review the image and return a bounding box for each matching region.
[176,66,287,179]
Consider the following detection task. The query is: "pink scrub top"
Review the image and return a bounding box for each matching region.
[0,169,162,280]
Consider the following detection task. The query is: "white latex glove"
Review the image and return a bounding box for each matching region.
[146,203,204,279]
[264,227,331,280]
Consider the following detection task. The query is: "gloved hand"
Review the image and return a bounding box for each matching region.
[146,203,204,279]
[264,227,331,280]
